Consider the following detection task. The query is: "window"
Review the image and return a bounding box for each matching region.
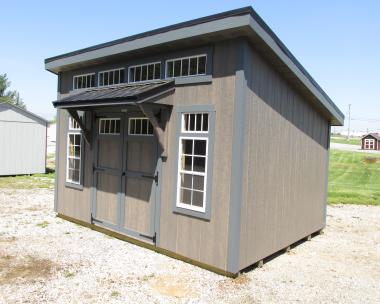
[364,138,375,150]
[69,116,80,130]
[98,68,125,87]
[99,118,121,135]
[128,118,154,135]
[66,133,82,184]
[166,55,207,78]
[73,73,95,90]
[176,111,212,213]
[128,62,161,83]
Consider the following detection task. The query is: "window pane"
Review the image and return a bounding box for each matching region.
[110,119,115,133]
[105,119,110,133]
[104,73,109,86]
[74,159,80,170]
[180,188,192,205]
[135,66,141,82]
[142,119,148,134]
[198,56,206,74]
[91,75,95,87]
[193,157,206,172]
[115,70,120,84]
[120,70,125,83]
[194,140,206,156]
[154,63,161,79]
[109,71,114,85]
[196,114,202,131]
[87,75,91,87]
[99,73,104,86]
[148,64,154,80]
[74,134,80,145]
[77,77,82,89]
[129,119,135,134]
[129,68,135,82]
[183,114,189,131]
[181,155,192,171]
[189,114,195,131]
[180,173,192,189]
[74,146,80,158]
[174,60,181,77]
[202,114,208,131]
[182,139,193,155]
[115,120,120,134]
[68,158,75,169]
[192,191,204,207]
[148,122,154,134]
[141,65,147,81]
[182,58,189,76]
[193,175,204,191]
[72,169,79,183]
[136,119,141,134]
[167,61,173,77]
[190,57,197,75]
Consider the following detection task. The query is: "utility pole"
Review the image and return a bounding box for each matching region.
[347,104,351,140]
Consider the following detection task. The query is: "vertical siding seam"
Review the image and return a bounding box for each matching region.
[54,109,60,212]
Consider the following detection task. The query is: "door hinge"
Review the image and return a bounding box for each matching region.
[141,173,159,185]
[139,232,156,244]
[91,213,103,224]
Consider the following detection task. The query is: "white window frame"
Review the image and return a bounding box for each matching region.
[68,116,80,130]
[364,138,375,150]
[66,132,82,185]
[128,61,161,83]
[165,54,207,78]
[73,73,95,90]
[128,117,154,136]
[181,112,209,134]
[99,118,121,135]
[176,135,209,213]
[98,68,125,87]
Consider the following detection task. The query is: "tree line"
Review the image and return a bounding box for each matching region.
[0,74,26,109]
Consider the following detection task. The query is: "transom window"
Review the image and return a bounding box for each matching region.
[69,116,80,130]
[166,55,206,78]
[99,118,121,135]
[182,113,208,133]
[128,62,161,83]
[73,73,95,90]
[129,118,154,135]
[67,133,81,184]
[98,68,125,87]
[364,138,375,150]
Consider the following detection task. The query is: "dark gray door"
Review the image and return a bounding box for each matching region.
[121,111,159,240]
[92,113,123,229]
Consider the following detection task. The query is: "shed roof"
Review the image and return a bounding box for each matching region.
[0,102,48,125]
[44,6,344,126]
[362,133,380,140]
[53,80,174,108]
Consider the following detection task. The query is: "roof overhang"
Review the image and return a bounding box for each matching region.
[45,7,344,126]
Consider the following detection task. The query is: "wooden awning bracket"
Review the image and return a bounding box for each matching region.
[67,109,92,147]
[136,104,169,158]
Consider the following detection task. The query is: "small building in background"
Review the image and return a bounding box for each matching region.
[361,133,380,150]
[0,103,48,175]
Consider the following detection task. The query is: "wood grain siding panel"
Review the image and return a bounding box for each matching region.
[158,40,237,270]
[239,45,329,269]
[57,110,92,222]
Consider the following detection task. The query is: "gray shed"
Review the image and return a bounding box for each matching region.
[0,103,48,175]
[45,7,344,276]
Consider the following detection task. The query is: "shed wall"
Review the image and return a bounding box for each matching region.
[238,43,330,269]
[0,108,46,175]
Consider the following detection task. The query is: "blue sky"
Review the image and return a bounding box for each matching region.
[1,0,379,133]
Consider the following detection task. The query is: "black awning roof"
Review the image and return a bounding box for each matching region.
[53,80,174,108]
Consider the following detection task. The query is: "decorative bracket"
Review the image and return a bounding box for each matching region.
[67,109,92,147]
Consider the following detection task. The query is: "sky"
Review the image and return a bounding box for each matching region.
[1,0,379,134]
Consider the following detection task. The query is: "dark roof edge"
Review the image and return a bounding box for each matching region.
[0,102,49,124]
[44,6,253,64]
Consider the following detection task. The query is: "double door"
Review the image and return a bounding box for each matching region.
[91,110,159,243]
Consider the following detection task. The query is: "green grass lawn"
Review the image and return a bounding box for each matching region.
[0,172,55,189]
[328,150,380,205]
[330,135,361,145]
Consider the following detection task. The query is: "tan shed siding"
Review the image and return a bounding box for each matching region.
[158,40,238,270]
[239,45,329,269]
[56,109,92,222]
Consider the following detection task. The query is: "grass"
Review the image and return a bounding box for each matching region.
[0,172,54,189]
[328,150,380,205]
[36,221,49,228]
[330,135,361,145]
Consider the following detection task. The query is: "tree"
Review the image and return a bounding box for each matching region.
[0,73,26,109]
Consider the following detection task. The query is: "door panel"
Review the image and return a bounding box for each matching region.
[96,173,120,225]
[98,137,122,169]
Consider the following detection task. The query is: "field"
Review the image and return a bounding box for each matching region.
[328,150,380,205]
[330,135,361,145]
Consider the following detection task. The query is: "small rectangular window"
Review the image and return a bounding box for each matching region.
[128,118,154,136]
[182,113,209,133]
[128,62,161,83]
[99,118,121,135]
[98,68,125,87]
[364,138,375,150]
[166,54,207,78]
[69,116,80,130]
[73,73,95,90]
[66,133,82,184]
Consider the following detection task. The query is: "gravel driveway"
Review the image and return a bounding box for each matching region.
[331,142,380,154]
[0,189,379,303]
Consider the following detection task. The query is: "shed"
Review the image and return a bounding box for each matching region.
[361,133,380,150]
[44,7,344,276]
[0,103,48,175]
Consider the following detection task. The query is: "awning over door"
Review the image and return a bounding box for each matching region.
[52,80,174,108]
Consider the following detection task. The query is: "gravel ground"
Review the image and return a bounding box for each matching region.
[331,142,380,154]
[0,189,379,304]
